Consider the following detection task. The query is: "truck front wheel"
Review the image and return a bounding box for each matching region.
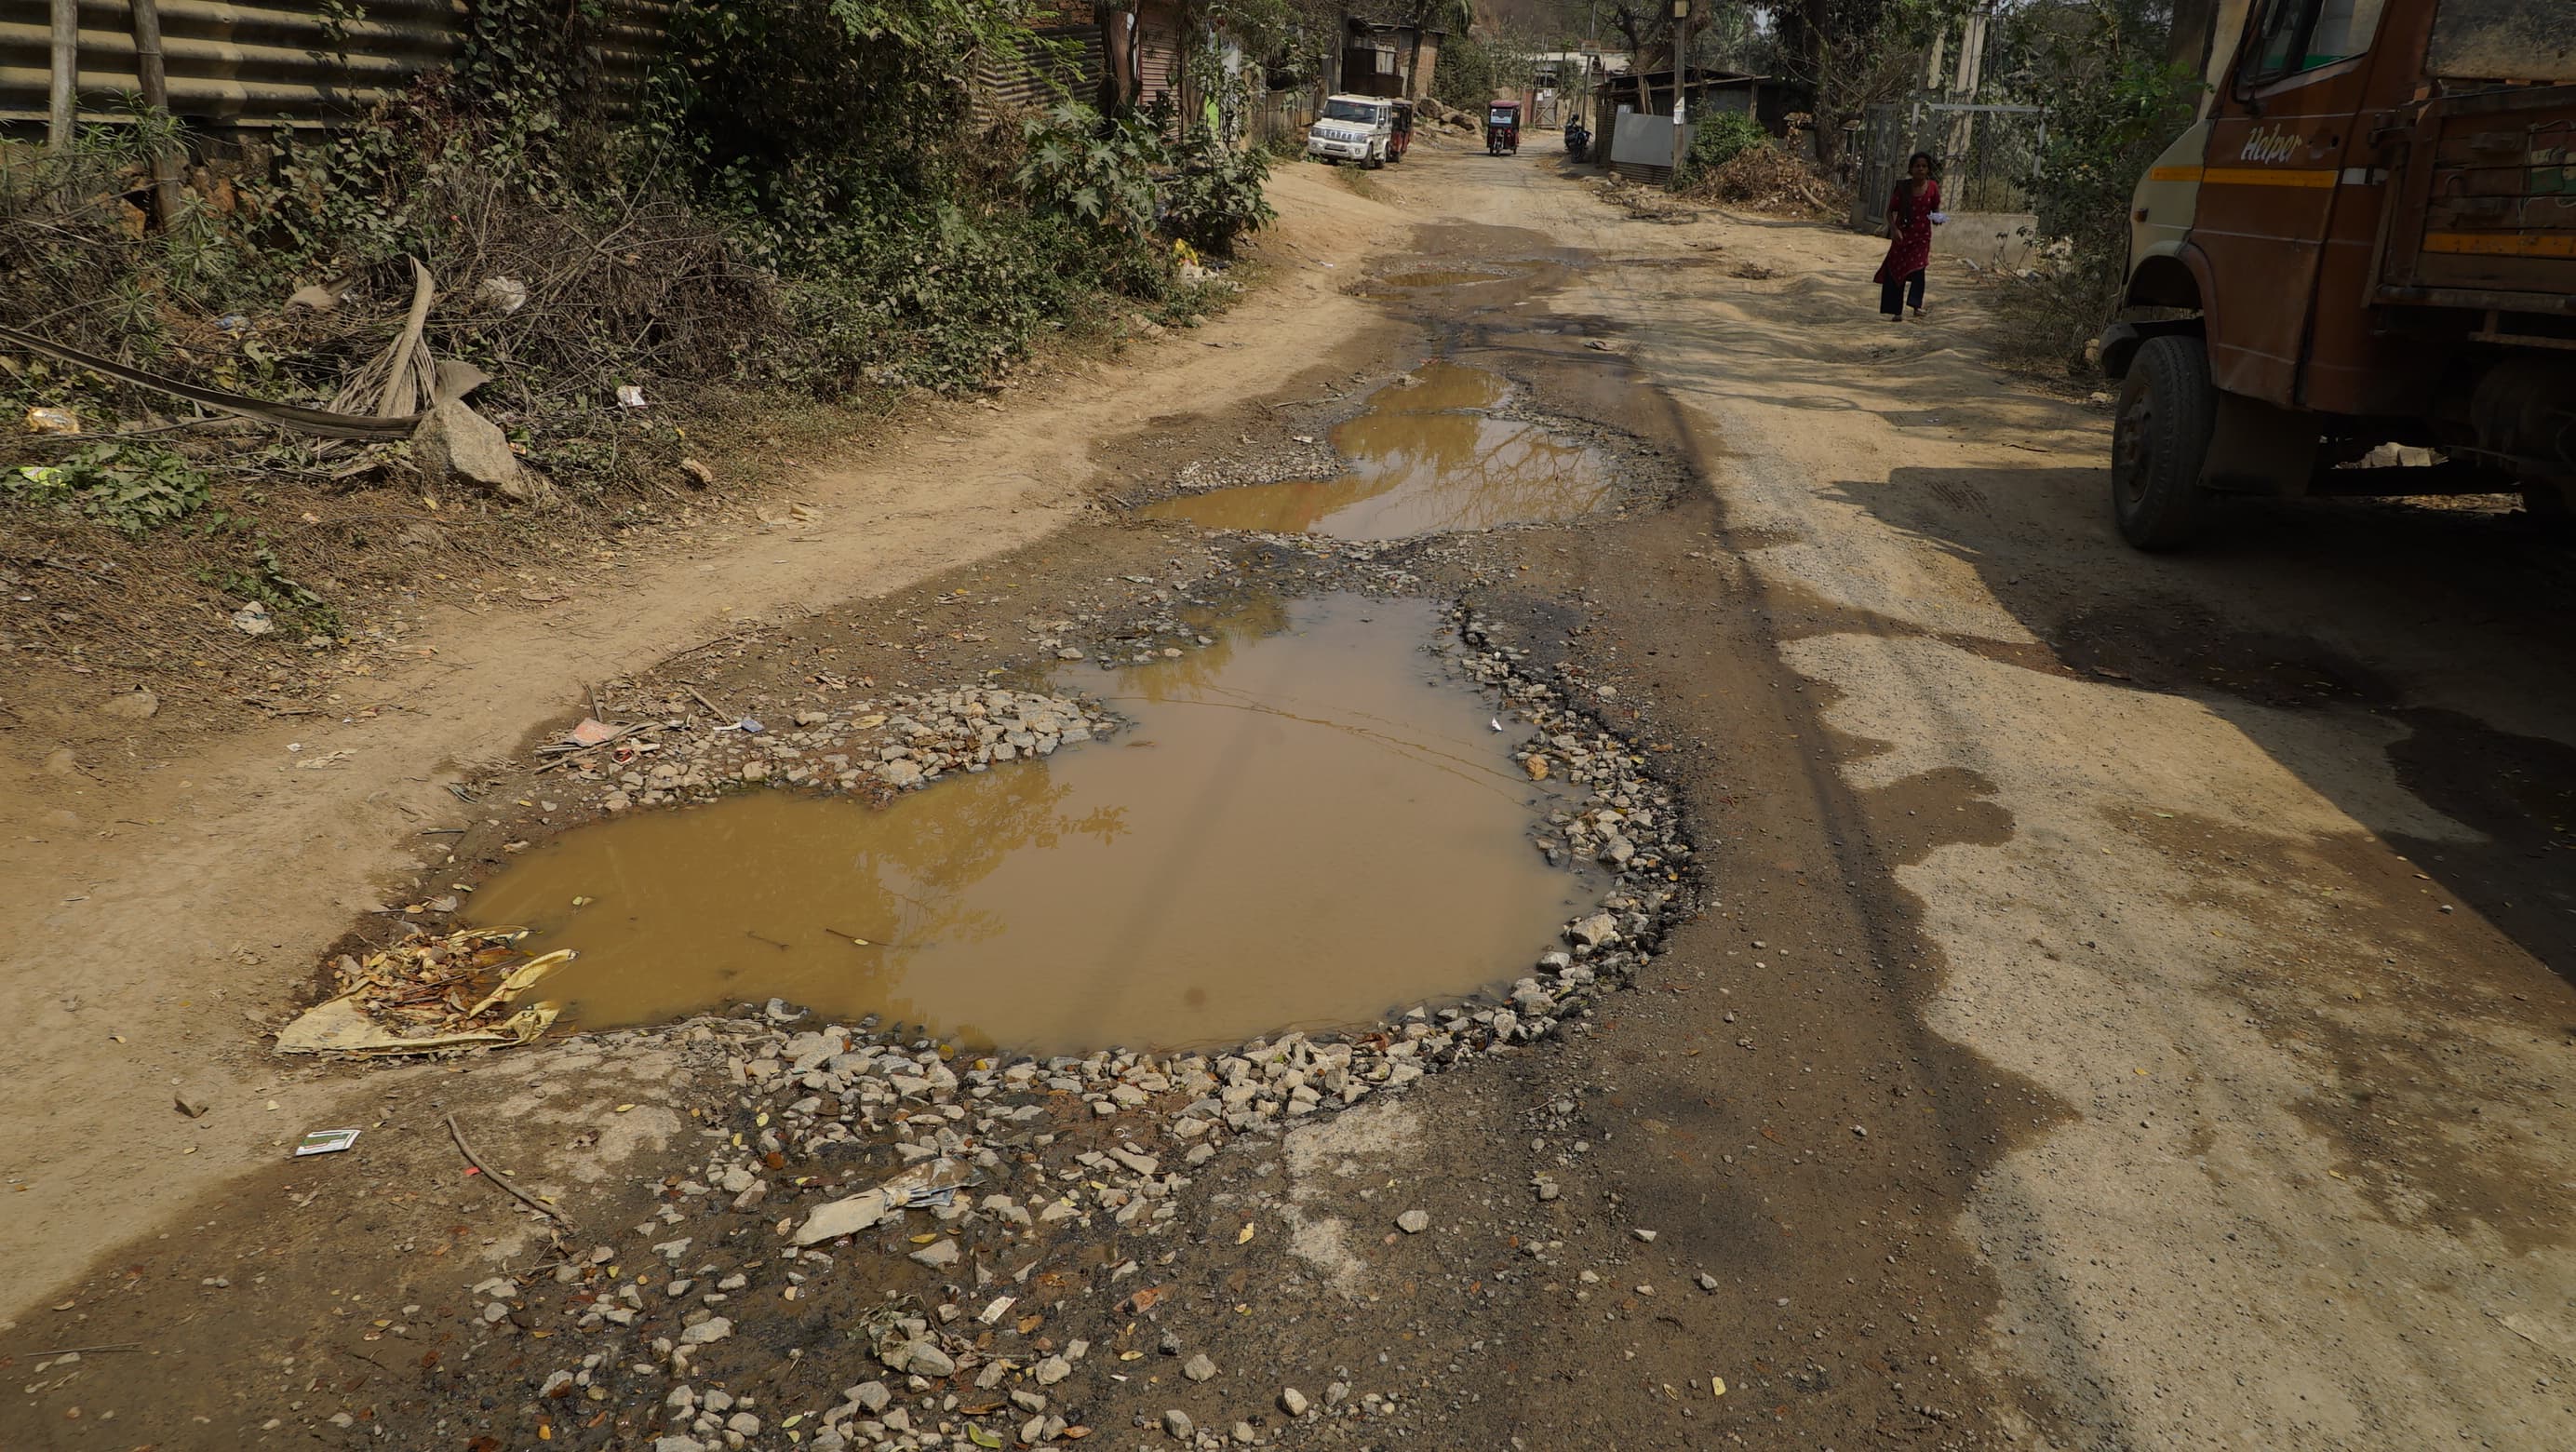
[2113,333,2217,550]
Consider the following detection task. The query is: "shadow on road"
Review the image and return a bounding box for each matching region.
[1819,461,2576,992]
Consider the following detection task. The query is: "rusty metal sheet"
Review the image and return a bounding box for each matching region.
[970,23,1098,123]
[0,0,668,128]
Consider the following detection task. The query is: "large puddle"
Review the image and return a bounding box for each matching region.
[1140,362,1610,539]
[466,595,1592,1053]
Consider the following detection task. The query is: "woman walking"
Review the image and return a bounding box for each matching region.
[1875,152,1944,321]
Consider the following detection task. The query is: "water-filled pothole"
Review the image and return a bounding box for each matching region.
[1140,362,1610,539]
[465,594,1595,1053]
[1370,269,1511,289]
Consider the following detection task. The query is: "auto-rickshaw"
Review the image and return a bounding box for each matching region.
[1484,101,1520,155]
[1386,101,1415,163]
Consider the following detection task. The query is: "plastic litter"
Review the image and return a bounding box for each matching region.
[275,926,571,1056]
[287,277,354,312]
[473,276,530,315]
[616,385,648,408]
[794,1157,979,1245]
[23,407,79,435]
[294,1128,361,1157]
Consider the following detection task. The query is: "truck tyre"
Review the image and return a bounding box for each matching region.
[2113,333,2218,550]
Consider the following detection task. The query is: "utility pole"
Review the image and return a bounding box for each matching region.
[1668,0,1693,181]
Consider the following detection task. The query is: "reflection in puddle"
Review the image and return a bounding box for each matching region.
[467,595,1592,1053]
[1140,362,1609,540]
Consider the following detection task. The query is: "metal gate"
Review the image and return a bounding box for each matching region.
[1853,101,2046,232]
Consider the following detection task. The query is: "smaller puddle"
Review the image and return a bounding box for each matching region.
[1141,362,1611,540]
[1372,269,1509,289]
[464,595,1594,1053]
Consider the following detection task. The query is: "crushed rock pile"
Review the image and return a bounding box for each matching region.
[578,689,1113,813]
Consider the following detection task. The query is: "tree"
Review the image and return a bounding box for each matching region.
[1404,0,1476,100]
[1767,0,1967,168]
[1099,2,1143,117]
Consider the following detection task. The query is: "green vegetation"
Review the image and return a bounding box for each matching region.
[2,0,1278,479]
[6,442,212,537]
[1990,1,2204,371]
[0,0,1278,651]
[1432,32,1536,112]
[1677,111,1772,183]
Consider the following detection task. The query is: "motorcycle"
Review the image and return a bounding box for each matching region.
[1564,120,1590,163]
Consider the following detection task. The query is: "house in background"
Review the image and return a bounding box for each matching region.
[1520,48,1629,127]
[970,1,1196,124]
[1590,66,1795,182]
[968,1,1330,146]
[1334,12,1444,101]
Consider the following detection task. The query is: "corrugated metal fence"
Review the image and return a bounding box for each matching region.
[1244,85,1319,149]
[969,22,1102,124]
[0,0,666,128]
[1852,100,2045,231]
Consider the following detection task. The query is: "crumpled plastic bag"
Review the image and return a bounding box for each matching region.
[794,1158,980,1245]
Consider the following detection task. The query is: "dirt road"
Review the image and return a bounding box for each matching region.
[6,128,2571,1451]
[0,167,1399,1308]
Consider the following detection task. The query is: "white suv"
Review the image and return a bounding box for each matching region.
[1306,94,1394,168]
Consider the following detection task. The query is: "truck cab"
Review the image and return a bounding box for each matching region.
[2101,1,2576,547]
[1308,94,1397,169]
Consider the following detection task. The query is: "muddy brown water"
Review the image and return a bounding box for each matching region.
[1371,269,1512,289]
[466,595,1593,1053]
[1141,362,1610,539]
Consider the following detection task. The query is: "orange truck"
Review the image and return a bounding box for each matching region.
[2101,1,2575,547]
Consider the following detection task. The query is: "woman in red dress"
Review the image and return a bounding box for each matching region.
[1875,152,1944,321]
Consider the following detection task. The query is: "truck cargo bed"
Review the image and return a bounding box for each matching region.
[2378,81,2576,311]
